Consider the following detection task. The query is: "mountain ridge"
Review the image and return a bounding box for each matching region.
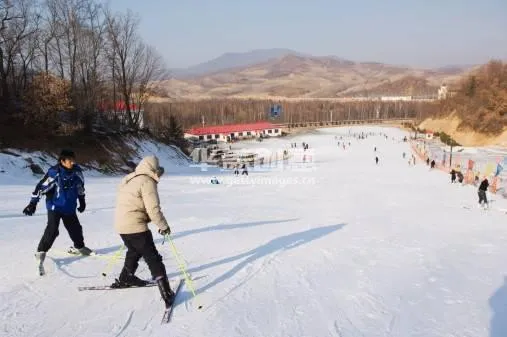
[158,49,478,99]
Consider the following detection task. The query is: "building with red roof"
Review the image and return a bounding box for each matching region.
[185,121,281,142]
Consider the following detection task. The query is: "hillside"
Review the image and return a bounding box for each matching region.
[365,76,438,96]
[154,54,473,99]
[169,48,307,78]
[0,133,192,179]
[419,60,507,145]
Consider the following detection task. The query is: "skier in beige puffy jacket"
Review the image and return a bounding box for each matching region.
[112,155,175,308]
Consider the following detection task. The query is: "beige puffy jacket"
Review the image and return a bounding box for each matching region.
[114,155,170,235]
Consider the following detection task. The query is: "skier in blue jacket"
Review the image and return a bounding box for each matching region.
[22,149,93,275]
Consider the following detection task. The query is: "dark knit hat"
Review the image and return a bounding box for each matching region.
[59,149,76,161]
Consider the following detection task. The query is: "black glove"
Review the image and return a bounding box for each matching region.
[23,202,37,216]
[158,227,171,236]
[77,196,86,213]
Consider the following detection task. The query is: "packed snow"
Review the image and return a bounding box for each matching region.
[1,126,507,337]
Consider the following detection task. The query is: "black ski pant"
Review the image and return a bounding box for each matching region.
[37,210,85,252]
[478,190,488,204]
[120,230,166,279]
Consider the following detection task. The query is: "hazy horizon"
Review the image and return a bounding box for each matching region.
[110,0,507,69]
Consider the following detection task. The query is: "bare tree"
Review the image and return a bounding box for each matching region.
[104,8,164,128]
[0,0,39,106]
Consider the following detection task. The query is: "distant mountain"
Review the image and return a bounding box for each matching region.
[169,48,308,78]
[154,52,475,99]
[434,64,478,75]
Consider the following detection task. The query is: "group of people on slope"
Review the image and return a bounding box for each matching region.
[22,150,176,310]
[450,168,491,209]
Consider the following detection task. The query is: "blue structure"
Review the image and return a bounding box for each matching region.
[269,104,282,119]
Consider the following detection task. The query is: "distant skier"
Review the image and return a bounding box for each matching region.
[22,149,93,275]
[211,176,220,184]
[241,163,248,176]
[430,160,436,169]
[375,156,379,165]
[113,155,175,309]
[402,152,406,159]
[233,163,239,176]
[426,158,430,166]
[374,147,377,152]
[478,177,489,209]
[457,171,464,184]
[450,169,457,183]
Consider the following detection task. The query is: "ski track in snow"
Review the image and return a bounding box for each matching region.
[1,126,507,337]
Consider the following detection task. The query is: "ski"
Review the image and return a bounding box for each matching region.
[161,279,184,324]
[78,282,157,291]
[51,249,123,260]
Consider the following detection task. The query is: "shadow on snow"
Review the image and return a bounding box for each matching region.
[490,276,507,337]
[47,218,298,277]
[170,223,345,306]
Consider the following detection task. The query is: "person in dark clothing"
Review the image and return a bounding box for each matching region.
[457,171,464,184]
[22,149,93,275]
[375,156,379,165]
[430,160,436,169]
[478,178,489,209]
[426,158,430,166]
[450,169,456,183]
[241,163,248,176]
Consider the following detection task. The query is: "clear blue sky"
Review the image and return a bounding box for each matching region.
[109,0,507,69]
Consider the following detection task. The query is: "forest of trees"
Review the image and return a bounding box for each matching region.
[144,99,437,131]
[0,0,165,142]
[437,60,507,134]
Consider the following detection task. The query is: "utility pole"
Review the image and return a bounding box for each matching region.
[449,145,453,168]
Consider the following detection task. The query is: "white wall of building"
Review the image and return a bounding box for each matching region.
[184,127,281,143]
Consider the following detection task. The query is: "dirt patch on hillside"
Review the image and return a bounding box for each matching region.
[419,116,507,147]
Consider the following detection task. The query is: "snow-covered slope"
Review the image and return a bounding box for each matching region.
[1,126,506,337]
[0,136,192,185]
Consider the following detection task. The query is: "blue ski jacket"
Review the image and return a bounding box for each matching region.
[30,164,85,214]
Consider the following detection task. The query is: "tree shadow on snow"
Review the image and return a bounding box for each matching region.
[170,224,345,300]
[489,276,507,337]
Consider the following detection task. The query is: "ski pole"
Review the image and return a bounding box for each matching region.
[166,235,199,301]
[101,244,125,277]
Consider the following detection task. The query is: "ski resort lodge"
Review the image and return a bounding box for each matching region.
[184,122,281,142]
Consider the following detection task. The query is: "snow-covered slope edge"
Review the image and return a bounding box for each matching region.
[0,135,192,184]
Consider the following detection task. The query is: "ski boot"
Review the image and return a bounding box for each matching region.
[156,276,176,309]
[68,246,95,256]
[111,268,149,288]
[35,251,46,276]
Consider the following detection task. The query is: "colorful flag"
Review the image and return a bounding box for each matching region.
[495,163,504,177]
[485,162,495,176]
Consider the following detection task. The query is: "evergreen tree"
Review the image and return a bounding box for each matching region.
[167,115,183,141]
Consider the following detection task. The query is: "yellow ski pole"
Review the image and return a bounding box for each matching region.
[101,244,125,277]
[166,234,201,308]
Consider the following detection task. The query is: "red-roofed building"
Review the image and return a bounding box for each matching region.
[185,121,281,142]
